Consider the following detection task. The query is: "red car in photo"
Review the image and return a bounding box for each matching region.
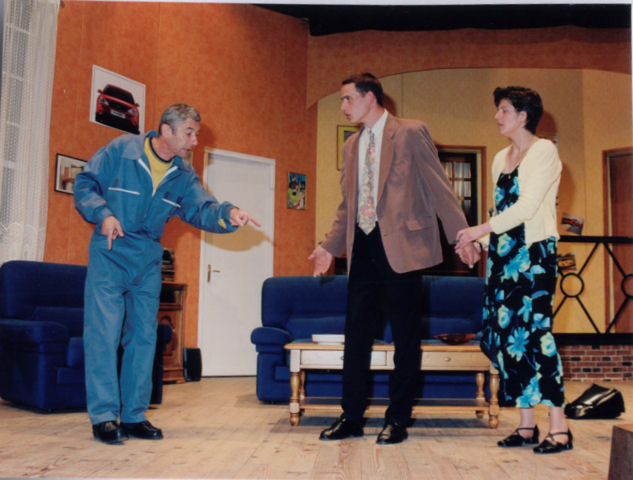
[95,84,140,134]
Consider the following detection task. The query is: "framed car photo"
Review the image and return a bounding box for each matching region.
[90,65,145,135]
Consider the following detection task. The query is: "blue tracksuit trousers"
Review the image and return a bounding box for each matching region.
[84,234,163,425]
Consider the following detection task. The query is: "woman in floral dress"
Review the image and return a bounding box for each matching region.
[456,86,571,454]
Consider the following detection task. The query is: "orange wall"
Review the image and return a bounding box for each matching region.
[45,2,316,347]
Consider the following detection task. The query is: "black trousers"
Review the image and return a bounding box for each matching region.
[341,224,423,425]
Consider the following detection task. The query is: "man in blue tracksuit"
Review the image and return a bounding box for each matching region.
[74,104,259,445]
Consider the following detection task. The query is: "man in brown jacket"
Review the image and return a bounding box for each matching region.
[309,73,480,444]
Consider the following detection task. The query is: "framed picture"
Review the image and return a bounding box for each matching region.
[287,172,306,210]
[90,65,145,135]
[55,154,87,195]
[561,212,585,235]
[337,125,360,170]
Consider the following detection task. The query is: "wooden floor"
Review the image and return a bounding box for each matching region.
[0,378,631,479]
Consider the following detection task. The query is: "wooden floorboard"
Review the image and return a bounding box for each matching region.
[0,378,630,479]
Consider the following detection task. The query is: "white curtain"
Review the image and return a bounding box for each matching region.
[0,0,59,263]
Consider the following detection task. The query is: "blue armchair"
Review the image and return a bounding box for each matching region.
[0,260,170,411]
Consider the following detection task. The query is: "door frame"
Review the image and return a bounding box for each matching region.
[197,147,275,374]
[603,146,633,332]
[431,144,487,277]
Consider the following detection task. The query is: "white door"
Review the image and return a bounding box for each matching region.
[198,148,275,375]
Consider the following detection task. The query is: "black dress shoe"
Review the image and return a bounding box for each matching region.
[497,425,540,447]
[376,422,408,444]
[92,421,127,445]
[319,417,363,441]
[533,430,573,454]
[120,420,163,440]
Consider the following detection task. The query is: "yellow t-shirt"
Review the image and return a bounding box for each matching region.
[145,137,173,190]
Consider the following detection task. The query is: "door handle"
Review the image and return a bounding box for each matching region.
[207,264,221,282]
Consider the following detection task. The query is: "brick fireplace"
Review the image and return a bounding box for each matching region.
[556,334,633,382]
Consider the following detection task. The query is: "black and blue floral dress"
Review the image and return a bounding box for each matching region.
[480,168,565,408]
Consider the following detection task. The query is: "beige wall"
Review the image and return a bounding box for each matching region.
[315,68,633,333]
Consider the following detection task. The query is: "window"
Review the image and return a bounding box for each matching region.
[440,150,480,227]
[424,146,485,276]
[0,0,59,262]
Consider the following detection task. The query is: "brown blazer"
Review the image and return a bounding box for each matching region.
[321,113,468,274]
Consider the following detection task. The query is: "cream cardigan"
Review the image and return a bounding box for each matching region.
[485,138,561,247]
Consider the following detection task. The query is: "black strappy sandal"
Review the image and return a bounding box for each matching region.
[497,425,540,447]
[533,430,573,454]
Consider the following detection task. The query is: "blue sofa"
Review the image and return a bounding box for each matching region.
[251,274,486,403]
[0,260,170,411]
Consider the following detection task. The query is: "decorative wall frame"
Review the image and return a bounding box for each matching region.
[337,125,360,170]
[54,154,86,194]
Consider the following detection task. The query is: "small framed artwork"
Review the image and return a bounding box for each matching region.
[561,212,585,235]
[287,172,306,210]
[337,125,360,170]
[55,154,86,195]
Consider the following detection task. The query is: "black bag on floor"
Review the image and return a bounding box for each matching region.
[565,383,625,419]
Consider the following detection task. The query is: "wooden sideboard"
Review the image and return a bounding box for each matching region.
[158,282,187,383]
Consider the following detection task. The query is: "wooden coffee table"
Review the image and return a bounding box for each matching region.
[284,340,499,428]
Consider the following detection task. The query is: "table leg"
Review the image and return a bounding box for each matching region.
[488,367,500,428]
[475,371,485,418]
[300,370,306,400]
[289,370,301,426]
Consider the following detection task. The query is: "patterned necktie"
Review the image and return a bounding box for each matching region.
[358,130,377,234]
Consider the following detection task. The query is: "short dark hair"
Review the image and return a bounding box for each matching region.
[493,86,543,134]
[158,104,201,134]
[342,73,383,107]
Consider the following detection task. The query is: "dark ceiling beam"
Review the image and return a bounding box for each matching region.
[257,4,631,36]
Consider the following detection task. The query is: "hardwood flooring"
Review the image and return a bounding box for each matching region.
[0,378,630,479]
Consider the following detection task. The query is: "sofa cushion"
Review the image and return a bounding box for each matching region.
[57,366,85,386]
[0,339,68,355]
[274,364,290,382]
[285,315,345,340]
[66,336,84,367]
[261,276,347,328]
[423,275,484,316]
[0,318,68,343]
[33,307,84,337]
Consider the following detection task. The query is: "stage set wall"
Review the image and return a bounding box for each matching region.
[314,29,632,337]
[44,2,315,348]
[42,3,631,348]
